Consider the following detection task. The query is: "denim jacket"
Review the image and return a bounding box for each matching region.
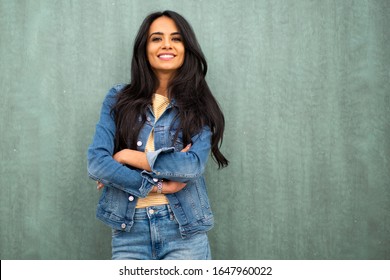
[87,84,214,238]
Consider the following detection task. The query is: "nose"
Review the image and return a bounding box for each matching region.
[162,38,171,49]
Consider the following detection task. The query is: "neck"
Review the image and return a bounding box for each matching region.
[154,71,175,97]
[155,85,168,97]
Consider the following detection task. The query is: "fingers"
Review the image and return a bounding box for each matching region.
[163,180,187,194]
[181,143,191,152]
[96,181,104,190]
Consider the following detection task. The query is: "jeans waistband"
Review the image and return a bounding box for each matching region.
[133,204,173,220]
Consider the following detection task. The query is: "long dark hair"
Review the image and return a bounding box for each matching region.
[113,10,228,168]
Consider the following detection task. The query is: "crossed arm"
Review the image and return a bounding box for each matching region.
[96,144,191,194]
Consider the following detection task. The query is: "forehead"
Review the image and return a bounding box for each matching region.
[148,16,179,34]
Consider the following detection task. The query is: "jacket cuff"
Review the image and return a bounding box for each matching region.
[136,177,154,197]
[146,147,175,171]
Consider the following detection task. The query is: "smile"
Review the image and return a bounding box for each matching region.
[158,53,176,60]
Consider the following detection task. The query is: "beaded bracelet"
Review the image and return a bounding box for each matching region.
[157,180,163,194]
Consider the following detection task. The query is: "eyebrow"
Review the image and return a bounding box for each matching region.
[149,31,181,38]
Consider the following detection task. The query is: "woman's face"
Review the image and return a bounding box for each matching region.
[147,16,185,77]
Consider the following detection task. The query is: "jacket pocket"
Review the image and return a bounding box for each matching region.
[195,177,213,215]
[98,187,128,220]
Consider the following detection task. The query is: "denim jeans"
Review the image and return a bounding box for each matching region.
[111,204,211,260]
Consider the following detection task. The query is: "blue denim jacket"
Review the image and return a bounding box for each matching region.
[87,84,214,238]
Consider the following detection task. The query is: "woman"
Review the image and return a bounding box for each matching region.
[87,10,228,260]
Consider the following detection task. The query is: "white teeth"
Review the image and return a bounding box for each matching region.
[159,54,174,58]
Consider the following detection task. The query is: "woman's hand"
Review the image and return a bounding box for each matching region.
[181,143,191,152]
[97,181,104,190]
[158,180,187,194]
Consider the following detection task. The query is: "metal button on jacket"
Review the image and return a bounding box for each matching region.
[148,209,154,215]
[128,196,134,202]
[121,223,126,229]
[137,141,142,147]
[153,178,158,183]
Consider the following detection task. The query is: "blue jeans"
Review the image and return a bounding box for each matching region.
[111,204,211,260]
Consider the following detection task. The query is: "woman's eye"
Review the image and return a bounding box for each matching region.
[172,37,182,42]
[151,37,162,42]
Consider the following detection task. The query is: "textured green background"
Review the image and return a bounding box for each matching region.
[1,0,389,259]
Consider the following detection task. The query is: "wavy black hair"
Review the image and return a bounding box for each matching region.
[113,10,228,168]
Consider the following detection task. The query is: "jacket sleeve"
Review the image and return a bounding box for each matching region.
[87,85,154,198]
[141,127,212,183]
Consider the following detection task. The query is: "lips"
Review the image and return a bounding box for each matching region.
[158,53,175,60]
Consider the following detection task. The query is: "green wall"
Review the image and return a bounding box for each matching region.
[1,0,389,259]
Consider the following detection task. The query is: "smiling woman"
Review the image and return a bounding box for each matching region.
[147,17,185,78]
[87,10,228,260]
